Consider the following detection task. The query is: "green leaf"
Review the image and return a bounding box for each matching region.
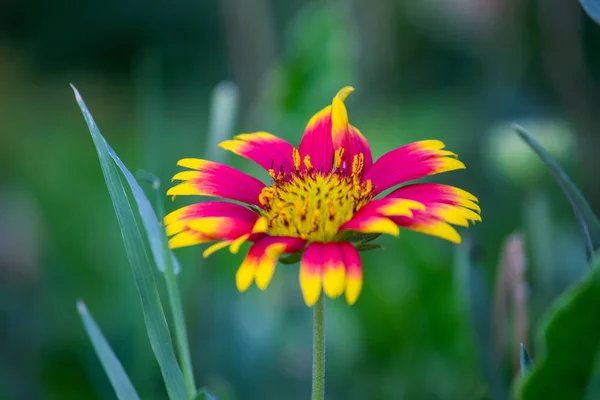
[77,300,141,400]
[279,251,302,265]
[71,85,188,400]
[520,343,534,377]
[515,125,600,262]
[107,147,181,274]
[580,0,600,25]
[520,257,600,398]
[355,244,382,252]
[194,388,217,400]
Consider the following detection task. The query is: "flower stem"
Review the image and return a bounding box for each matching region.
[311,296,326,400]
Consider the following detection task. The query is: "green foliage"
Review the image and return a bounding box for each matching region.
[194,389,217,400]
[520,257,600,398]
[77,300,141,400]
[71,85,188,400]
[520,344,534,378]
[515,125,600,262]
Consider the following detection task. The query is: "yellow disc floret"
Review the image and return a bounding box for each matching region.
[259,148,373,242]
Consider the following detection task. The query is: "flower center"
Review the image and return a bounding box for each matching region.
[258,148,373,242]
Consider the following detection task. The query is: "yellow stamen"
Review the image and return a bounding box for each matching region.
[258,148,374,242]
[293,148,301,171]
[303,155,313,171]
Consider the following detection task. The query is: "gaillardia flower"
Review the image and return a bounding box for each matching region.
[165,87,481,306]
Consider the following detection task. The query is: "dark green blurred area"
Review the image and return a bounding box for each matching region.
[1,0,599,399]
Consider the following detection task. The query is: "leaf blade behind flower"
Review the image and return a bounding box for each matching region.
[514,125,600,262]
[77,300,141,400]
[71,84,187,400]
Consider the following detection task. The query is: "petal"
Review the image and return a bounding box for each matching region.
[164,202,259,238]
[168,229,213,249]
[390,214,462,244]
[202,240,233,258]
[386,183,481,227]
[299,242,325,306]
[387,183,480,212]
[299,87,354,173]
[331,88,373,174]
[339,242,363,305]
[364,141,465,195]
[219,132,295,173]
[167,159,265,206]
[331,92,373,175]
[299,105,334,173]
[340,210,400,237]
[322,242,346,299]
[356,198,425,218]
[236,236,306,292]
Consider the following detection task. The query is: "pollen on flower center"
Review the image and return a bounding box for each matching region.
[258,148,373,242]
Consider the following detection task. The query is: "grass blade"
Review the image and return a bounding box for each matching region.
[520,343,534,377]
[514,125,600,262]
[77,300,141,400]
[107,145,180,274]
[520,257,600,398]
[71,84,187,400]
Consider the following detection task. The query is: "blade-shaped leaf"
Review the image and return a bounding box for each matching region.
[194,388,217,400]
[107,145,181,274]
[71,85,187,400]
[580,0,600,25]
[515,125,600,262]
[77,300,141,400]
[520,343,534,377]
[520,257,600,398]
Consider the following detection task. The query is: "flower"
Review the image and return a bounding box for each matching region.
[165,87,481,306]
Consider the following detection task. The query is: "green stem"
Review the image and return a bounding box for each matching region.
[153,179,197,399]
[311,296,326,400]
[163,258,196,398]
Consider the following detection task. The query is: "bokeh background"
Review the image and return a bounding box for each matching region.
[1,0,600,399]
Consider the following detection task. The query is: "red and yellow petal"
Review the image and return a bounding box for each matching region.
[299,241,365,306]
[236,236,306,292]
[339,242,363,305]
[390,215,463,244]
[299,242,325,306]
[364,140,465,195]
[356,198,425,218]
[330,88,373,175]
[388,183,480,213]
[167,158,265,206]
[298,105,335,172]
[164,202,259,236]
[322,242,346,299]
[340,211,400,237]
[218,132,295,173]
[168,229,214,249]
[164,202,260,249]
[386,183,481,236]
[299,87,354,173]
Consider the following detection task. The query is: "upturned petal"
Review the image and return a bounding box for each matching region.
[299,87,354,172]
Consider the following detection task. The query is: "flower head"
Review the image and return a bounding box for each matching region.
[166,87,481,306]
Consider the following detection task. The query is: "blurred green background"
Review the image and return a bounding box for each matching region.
[1,0,600,399]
